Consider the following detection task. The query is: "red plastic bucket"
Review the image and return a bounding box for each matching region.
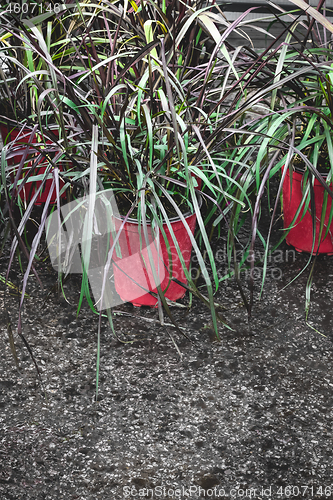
[112,211,197,307]
[0,124,66,205]
[282,166,333,253]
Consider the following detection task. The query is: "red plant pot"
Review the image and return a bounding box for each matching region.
[0,124,66,205]
[112,211,197,307]
[282,165,333,254]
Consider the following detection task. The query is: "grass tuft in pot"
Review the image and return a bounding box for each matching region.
[226,0,333,321]
[0,0,291,396]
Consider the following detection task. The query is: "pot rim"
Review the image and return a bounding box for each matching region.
[283,164,331,179]
[115,191,203,226]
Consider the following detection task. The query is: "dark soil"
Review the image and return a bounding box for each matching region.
[1,231,333,500]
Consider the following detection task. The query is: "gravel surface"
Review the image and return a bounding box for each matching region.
[1,240,333,500]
